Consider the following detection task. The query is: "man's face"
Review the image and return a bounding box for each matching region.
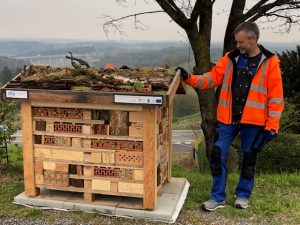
[235,30,257,55]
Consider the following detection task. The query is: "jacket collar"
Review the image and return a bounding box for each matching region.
[228,44,274,61]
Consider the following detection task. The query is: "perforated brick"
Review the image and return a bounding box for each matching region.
[94,167,120,178]
[33,107,84,119]
[91,139,143,151]
[115,150,143,166]
[43,135,71,146]
[54,122,83,133]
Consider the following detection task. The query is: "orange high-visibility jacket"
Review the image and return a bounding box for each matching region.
[184,46,284,132]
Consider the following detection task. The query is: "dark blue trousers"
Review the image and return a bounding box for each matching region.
[211,122,265,202]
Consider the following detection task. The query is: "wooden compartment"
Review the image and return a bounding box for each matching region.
[1,68,182,210]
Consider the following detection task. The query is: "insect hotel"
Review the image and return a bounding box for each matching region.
[1,60,182,210]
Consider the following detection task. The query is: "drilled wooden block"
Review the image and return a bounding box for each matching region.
[46,122,54,132]
[91,139,143,151]
[134,170,144,181]
[72,138,82,148]
[91,152,102,163]
[83,152,91,162]
[109,153,115,164]
[84,166,93,176]
[129,126,143,137]
[35,173,44,185]
[82,125,91,134]
[35,148,84,161]
[43,161,56,170]
[34,160,43,173]
[129,111,143,123]
[54,123,83,133]
[35,120,46,131]
[118,182,143,195]
[84,180,92,189]
[111,181,118,192]
[83,139,91,148]
[102,153,115,164]
[94,167,120,178]
[83,110,92,120]
[92,179,111,191]
[115,150,143,166]
[56,163,69,172]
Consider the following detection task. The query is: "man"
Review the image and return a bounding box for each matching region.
[176,22,284,211]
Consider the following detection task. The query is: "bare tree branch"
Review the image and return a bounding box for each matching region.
[243,0,300,22]
[155,0,189,28]
[102,10,164,38]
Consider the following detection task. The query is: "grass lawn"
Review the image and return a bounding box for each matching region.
[1,145,300,225]
[173,113,201,130]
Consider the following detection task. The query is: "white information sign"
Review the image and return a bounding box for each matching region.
[5,90,28,99]
[114,94,163,105]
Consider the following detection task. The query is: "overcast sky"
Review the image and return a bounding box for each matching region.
[0,0,299,43]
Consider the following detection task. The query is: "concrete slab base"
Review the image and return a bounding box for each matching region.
[13,177,190,223]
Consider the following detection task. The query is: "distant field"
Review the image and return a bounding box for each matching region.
[172,113,201,130]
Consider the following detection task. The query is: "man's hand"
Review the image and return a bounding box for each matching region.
[265,130,277,143]
[175,67,189,80]
[252,130,277,152]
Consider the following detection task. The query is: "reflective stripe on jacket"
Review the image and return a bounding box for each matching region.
[184,46,284,132]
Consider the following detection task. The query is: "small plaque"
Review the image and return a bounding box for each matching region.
[114,94,163,105]
[5,90,28,99]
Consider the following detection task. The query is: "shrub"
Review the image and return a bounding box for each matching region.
[256,132,300,173]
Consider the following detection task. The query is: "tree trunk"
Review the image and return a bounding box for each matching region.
[186,3,217,161]
[223,0,246,54]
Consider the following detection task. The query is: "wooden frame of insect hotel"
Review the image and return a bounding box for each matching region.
[1,64,183,210]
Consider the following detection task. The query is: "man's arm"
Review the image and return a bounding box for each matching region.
[179,54,230,90]
[265,56,285,133]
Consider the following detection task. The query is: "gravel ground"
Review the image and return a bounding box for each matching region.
[0,210,293,225]
[0,211,249,225]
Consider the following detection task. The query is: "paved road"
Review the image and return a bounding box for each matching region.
[11,130,201,153]
[172,130,202,153]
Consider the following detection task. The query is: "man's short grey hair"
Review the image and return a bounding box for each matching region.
[234,22,260,40]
